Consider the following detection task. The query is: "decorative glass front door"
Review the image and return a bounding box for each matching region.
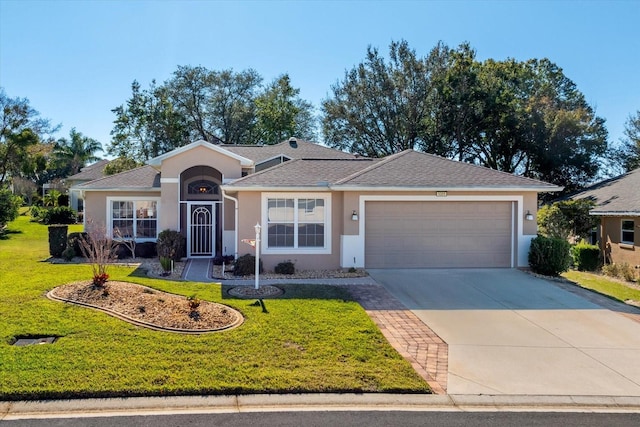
[188,203,214,257]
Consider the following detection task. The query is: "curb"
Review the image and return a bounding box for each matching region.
[2,394,640,419]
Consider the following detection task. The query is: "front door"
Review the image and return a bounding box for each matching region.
[187,203,215,257]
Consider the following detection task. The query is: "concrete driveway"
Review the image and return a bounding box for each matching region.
[368,269,640,396]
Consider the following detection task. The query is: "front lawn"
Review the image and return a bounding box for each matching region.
[0,213,429,400]
[562,270,640,304]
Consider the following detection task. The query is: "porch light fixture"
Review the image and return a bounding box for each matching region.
[525,210,534,221]
[351,210,358,221]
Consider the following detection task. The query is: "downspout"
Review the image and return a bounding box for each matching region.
[222,190,239,260]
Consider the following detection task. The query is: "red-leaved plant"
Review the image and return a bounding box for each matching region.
[92,273,109,287]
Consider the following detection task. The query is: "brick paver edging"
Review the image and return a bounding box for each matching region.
[344,284,448,395]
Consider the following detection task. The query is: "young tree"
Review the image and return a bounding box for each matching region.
[254,74,316,144]
[53,128,102,176]
[0,188,22,232]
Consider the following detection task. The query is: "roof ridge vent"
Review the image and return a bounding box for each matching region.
[288,137,298,148]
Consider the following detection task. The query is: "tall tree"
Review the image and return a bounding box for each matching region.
[166,66,262,144]
[614,111,640,171]
[0,88,55,186]
[109,80,189,162]
[254,74,316,144]
[54,128,102,176]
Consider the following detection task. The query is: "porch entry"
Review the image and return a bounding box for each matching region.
[186,202,220,257]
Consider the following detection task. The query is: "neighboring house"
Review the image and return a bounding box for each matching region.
[65,159,110,214]
[74,138,561,271]
[568,168,640,267]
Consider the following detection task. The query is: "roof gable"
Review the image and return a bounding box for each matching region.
[222,138,359,164]
[147,140,254,167]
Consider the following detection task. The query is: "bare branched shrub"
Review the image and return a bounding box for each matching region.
[78,222,116,287]
[114,227,136,259]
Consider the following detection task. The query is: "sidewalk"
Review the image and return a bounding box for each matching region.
[2,394,640,420]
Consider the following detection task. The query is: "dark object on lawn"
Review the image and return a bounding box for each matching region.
[48,225,68,257]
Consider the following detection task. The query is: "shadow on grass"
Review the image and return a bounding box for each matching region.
[221,283,354,301]
[0,228,23,240]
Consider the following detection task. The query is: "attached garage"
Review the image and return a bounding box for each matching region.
[364,201,513,268]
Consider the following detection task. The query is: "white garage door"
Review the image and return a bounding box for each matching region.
[365,201,513,268]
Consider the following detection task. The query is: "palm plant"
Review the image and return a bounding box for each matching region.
[54,128,102,176]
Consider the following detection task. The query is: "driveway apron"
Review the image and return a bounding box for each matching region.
[368,268,640,396]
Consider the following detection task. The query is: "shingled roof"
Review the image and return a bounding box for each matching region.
[222,139,359,163]
[224,158,378,189]
[224,150,561,192]
[569,168,640,216]
[75,165,160,191]
[66,159,110,181]
[334,150,561,190]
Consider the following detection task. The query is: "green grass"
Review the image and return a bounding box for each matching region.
[562,270,640,303]
[0,213,429,400]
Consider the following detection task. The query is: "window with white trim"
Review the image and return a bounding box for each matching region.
[110,199,158,241]
[621,220,635,244]
[266,197,327,249]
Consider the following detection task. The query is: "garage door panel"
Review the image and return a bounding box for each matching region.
[365,201,512,268]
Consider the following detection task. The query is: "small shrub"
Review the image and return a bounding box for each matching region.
[0,188,21,229]
[620,263,637,282]
[92,273,109,287]
[157,229,186,261]
[67,232,88,257]
[135,242,157,258]
[62,246,76,261]
[113,242,133,259]
[233,254,264,276]
[42,206,77,225]
[48,225,68,257]
[570,241,601,271]
[187,295,201,310]
[159,256,172,272]
[528,235,571,276]
[274,261,295,275]
[602,263,620,278]
[29,205,44,222]
[212,255,235,265]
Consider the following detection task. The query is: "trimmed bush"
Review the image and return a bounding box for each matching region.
[570,241,601,271]
[157,229,186,261]
[113,242,133,259]
[135,242,157,258]
[42,206,77,225]
[48,225,68,257]
[62,246,76,261]
[212,255,235,265]
[67,232,89,257]
[528,235,571,276]
[274,261,295,275]
[233,254,263,276]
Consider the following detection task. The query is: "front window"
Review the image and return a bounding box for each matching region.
[266,196,327,250]
[621,220,635,244]
[110,199,158,241]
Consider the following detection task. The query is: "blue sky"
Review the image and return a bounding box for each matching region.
[1,0,638,155]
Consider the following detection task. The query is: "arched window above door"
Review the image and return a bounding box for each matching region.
[187,179,219,195]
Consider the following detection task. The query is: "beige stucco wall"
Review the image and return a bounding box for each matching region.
[83,190,161,234]
[601,217,640,267]
[160,145,244,181]
[160,182,179,231]
[234,190,342,271]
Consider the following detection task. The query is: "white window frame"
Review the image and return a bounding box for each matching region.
[621,219,635,245]
[107,197,161,242]
[261,192,331,255]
